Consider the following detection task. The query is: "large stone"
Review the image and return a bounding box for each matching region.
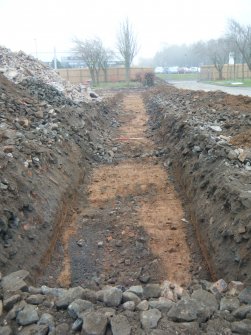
[206,319,232,335]
[167,299,198,322]
[233,305,251,319]
[26,294,44,305]
[3,294,21,311]
[239,287,251,304]
[81,311,108,335]
[228,281,244,296]
[191,289,219,321]
[6,300,26,321]
[80,288,97,303]
[18,324,49,335]
[1,270,29,293]
[140,309,161,329]
[41,285,66,297]
[136,300,149,311]
[55,286,87,308]
[232,319,251,334]
[103,288,122,307]
[122,291,141,304]
[143,284,161,299]
[110,315,131,335]
[68,299,93,318]
[148,298,174,312]
[220,296,240,312]
[122,301,135,311]
[127,285,143,298]
[16,304,39,326]
[192,289,218,309]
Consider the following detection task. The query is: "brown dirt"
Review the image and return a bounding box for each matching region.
[40,93,209,288]
[230,129,251,148]
[144,85,251,283]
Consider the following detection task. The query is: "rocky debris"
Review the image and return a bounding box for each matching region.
[103,288,122,307]
[140,309,162,329]
[16,304,39,326]
[0,46,91,103]
[1,270,29,293]
[19,78,77,107]
[81,311,108,335]
[110,315,131,335]
[0,270,251,334]
[144,85,251,283]
[0,71,121,276]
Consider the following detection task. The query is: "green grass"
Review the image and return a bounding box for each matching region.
[205,79,251,87]
[93,81,142,90]
[156,73,199,81]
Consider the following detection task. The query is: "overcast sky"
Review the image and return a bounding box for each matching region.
[1,0,251,63]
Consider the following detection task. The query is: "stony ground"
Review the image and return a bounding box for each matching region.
[1,52,251,333]
[1,267,251,334]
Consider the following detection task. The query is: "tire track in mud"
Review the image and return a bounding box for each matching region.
[41,93,208,288]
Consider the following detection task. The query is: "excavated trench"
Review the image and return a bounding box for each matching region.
[38,92,210,289]
[39,86,251,289]
[2,83,251,334]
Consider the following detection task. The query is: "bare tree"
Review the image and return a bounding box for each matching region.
[227,19,251,72]
[99,48,115,83]
[117,18,138,84]
[195,39,229,80]
[208,39,229,80]
[72,37,112,85]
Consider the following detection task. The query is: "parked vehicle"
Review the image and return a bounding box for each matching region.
[178,67,190,74]
[154,66,164,73]
[190,67,200,73]
[166,66,179,74]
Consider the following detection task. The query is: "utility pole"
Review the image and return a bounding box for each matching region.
[53,47,57,70]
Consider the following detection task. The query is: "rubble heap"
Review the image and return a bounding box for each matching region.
[0,46,89,102]
[1,269,251,334]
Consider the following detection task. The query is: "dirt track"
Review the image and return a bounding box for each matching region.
[40,93,209,288]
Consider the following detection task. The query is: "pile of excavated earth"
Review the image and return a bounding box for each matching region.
[1,47,251,334]
[0,46,91,102]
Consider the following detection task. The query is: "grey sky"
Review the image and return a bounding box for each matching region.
[0,0,251,63]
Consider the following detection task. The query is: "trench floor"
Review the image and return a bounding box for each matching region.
[40,93,209,288]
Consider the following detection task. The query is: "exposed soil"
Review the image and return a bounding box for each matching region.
[39,93,209,289]
[2,73,251,291]
[144,85,251,284]
[0,72,116,278]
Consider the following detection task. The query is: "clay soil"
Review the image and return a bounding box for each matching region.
[40,93,209,289]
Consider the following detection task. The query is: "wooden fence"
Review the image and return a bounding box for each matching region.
[200,64,251,81]
[57,67,153,84]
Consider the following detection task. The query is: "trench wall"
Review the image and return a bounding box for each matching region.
[144,86,251,284]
